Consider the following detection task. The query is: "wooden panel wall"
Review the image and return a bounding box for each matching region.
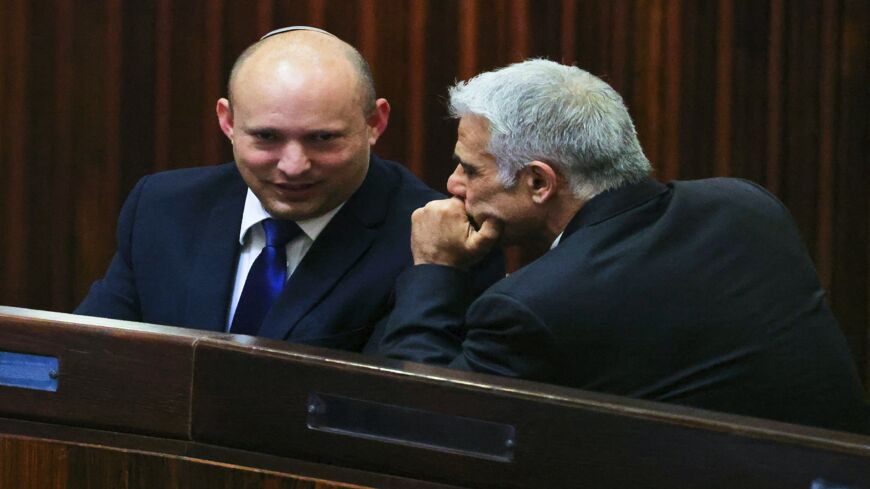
[1,0,867,385]
[0,435,370,489]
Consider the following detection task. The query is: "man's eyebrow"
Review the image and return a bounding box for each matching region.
[453,155,478,173]
[305,128,347,135]
[241,124,277,132]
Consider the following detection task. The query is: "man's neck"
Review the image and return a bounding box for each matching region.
[545,194,587,244]
[503,195,587,270]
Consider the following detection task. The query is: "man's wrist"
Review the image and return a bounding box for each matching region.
[414,251,480,270]
[413,256,463,269]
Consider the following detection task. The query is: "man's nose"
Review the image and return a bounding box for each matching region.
[276,142,309,176]
[446,164,466,199]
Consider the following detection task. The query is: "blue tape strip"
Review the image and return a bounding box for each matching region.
[0,351,59,392]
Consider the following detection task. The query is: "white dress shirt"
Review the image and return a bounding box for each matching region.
[226,189,344,330]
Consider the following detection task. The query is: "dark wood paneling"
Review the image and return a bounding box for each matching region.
[190,336,870,489]
[1,0,29,307]
[0,1,868,388]
[833,0,870,385]
[406,0,427,176]
[0,309,868,488]
[0,434,367,488]
[0,417,463,489]
[0,310,201,437]
[422,0,461,189]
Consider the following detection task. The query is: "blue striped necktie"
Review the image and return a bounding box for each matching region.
[230,218,303,336]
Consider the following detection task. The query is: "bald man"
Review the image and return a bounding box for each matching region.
[76,28,501,351]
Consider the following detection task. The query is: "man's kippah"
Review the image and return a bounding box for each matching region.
[260,26,338,41]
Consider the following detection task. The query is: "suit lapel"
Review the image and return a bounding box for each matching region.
[257,210,375,340]
[257,156,395,340]
[182,167,246,332]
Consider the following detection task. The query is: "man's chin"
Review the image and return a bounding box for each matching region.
[263,202,319,222]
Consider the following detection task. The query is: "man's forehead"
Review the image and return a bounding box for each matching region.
[233,33,357,91]
[458,114,490,133]
[245,45,349,77]
[457,115,492,155]
[233,52,356,103]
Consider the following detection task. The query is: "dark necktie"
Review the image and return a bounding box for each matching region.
[230,218,303,336]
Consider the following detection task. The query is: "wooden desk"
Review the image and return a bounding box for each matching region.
[1,306,868,488]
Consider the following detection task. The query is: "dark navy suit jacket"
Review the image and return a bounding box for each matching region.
[381,177,870,433]
[76,155,502,351]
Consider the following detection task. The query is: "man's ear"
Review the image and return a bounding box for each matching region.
[367,98,391,145]
[216,98,234,142]
[523,161,559,204]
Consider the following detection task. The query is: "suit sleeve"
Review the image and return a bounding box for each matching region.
[74,176,147,321]
[376,265,468,363]
[451,291,558,380]
[362,247,505,355]
[379,264,558,381]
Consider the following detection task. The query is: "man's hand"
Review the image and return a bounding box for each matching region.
[411,197,502,270]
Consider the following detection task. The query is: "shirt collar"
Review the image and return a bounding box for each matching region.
[238,188,344,245]
[550,232,564,249]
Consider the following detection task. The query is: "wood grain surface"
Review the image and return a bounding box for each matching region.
[0,0,867,386]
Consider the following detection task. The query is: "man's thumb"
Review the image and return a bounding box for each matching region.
[468,218,502,251]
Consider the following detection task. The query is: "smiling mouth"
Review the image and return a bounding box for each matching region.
[270,181,319,200]
[275,182,317,191]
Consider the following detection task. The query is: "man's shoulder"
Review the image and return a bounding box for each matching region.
[370,155,443,205]
[670,177,790,222]
[141,162,241,192]
[127,162,246,217]
[133,162,244,203]
[672,177,779,205]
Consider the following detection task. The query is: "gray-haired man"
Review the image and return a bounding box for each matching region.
[380,59,870,434]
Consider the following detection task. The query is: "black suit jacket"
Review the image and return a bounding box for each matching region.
[76,156,502,351]
[381,177,870,433]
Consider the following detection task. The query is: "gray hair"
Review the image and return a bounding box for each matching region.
[448,59,652,199]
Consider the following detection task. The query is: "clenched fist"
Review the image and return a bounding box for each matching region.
[411,197,502,270]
